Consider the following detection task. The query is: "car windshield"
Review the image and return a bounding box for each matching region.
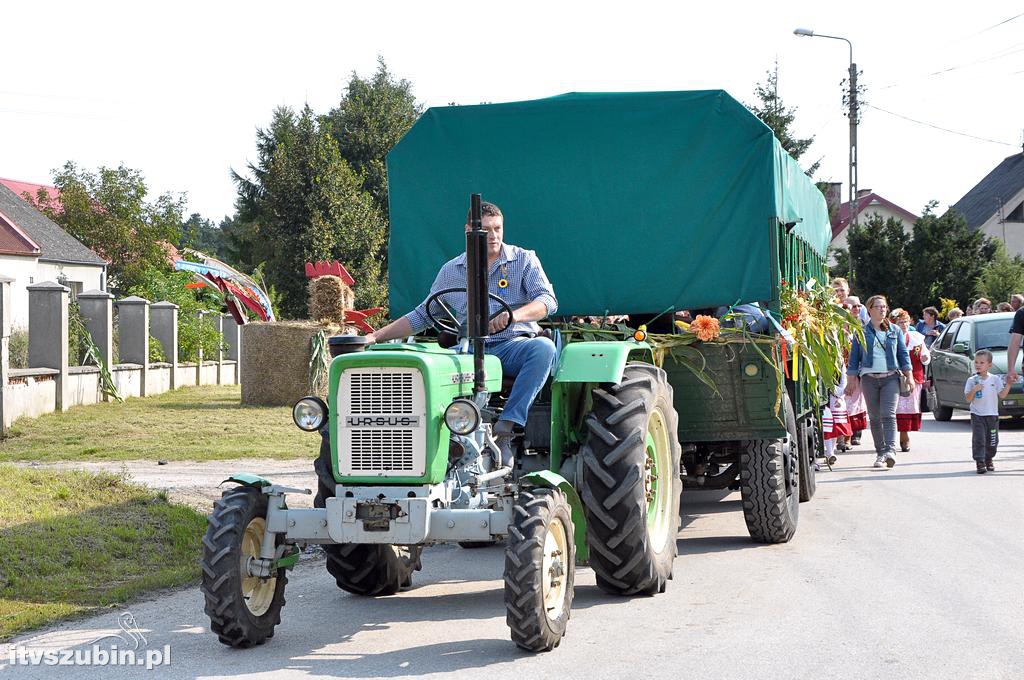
[975,318,1012,350]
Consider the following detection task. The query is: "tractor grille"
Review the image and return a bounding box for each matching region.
[339,368,426,477]
[348,372,415,415]
[349,430,415,471]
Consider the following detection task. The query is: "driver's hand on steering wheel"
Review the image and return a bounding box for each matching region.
[489,310,512,334]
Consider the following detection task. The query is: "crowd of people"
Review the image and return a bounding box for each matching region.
[827,277,1018,474]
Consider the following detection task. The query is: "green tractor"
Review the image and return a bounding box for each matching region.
[202,90,833,652]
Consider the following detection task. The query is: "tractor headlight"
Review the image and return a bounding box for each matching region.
[444,398,481,435]
[293,396,328,432]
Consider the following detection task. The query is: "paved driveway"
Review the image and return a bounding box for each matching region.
[3,413,1022,679]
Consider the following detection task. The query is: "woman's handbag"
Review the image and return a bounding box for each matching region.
[899,372,913,398]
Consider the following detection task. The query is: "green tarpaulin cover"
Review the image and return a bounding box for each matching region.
[387,90,830,318]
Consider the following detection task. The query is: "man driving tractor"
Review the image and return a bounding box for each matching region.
[365,201,558,466]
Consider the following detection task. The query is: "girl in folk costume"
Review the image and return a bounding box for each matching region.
[890,308,930,452]
[823,369,852,465]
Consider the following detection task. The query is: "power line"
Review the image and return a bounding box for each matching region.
[980,13,1024,33]
[863,104,1017,147]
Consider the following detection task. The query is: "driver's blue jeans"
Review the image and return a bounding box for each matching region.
[487,336,557,426]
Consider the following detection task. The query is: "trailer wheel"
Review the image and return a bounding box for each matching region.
[504,487,575,652]
[580,362,681,595]
[798,412,818,502]
[314,436,421,595]
[740,392,799,543]
[201,486,287,648]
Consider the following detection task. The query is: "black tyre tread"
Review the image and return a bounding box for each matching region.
[740,395,799,544]
[580,362,682,595]
[798,412,818,502]
[313,435,419,596]
[504,487,575,652]
[201,486,287,648]
[932,400,953,422]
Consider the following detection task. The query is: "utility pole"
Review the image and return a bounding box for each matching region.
[848,60,859,229]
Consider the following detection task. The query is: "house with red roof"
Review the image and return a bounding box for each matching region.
[0,178,106,329]
[825,183,919,261]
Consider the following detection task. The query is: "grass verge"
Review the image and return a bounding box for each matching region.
[0,384,314,463]
[0,465,207,640]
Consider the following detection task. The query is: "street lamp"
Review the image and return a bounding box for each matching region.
[794,28,860,229]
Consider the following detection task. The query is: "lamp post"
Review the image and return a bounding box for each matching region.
[794,28,859,230]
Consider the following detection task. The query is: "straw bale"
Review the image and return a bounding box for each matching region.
[240,321,347,406]
[308,276,354,325]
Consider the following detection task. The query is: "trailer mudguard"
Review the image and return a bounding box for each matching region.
[519,470,589,563]
[553,340,652,385]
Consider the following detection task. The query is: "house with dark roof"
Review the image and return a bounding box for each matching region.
[950,151,1024,257]
[825,183,919,261]
[0,180,106,329]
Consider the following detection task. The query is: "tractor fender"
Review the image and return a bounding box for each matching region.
[553,340,653,384]
[221,473,272,489]
[519,470,589,563]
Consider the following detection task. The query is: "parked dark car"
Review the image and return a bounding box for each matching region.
[927,311,1024,420]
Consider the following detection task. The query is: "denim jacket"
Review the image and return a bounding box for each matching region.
[847,322,911,375]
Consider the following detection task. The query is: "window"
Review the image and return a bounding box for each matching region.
[938,322,959,350]
[955,322,972,346]
[975,318,1012,350]
[1006,201,1023,223]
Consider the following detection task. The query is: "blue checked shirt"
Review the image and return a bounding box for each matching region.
[405,244,558,343]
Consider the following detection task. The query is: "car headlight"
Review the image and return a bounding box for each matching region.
[444,398,481,435]
[293,396,328,432]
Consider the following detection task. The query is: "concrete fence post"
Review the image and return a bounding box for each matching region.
[0,275,12,432]
[77,289,114,369]
[196,310,206,385]
[223,315,242,385]
[150,301,179,389]
[27,281,70,411]
[116,296,150,396]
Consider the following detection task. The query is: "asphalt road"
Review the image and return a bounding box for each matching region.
[3,412,1022,679]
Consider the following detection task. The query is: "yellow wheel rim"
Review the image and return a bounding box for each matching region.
[645,408,674,554]
[541,515,569,620]
[240,517,277,616]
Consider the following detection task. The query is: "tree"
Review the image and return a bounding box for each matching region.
[903,203,997,314]
[746,63,820,176]
[178,212,227,257]
[233,105,387,318]
[841,213,911,305]
[31,162,185,293]
[976,241,1024,306]
[325,57,422,218]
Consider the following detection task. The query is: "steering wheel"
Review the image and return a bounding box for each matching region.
[424,287,515,336]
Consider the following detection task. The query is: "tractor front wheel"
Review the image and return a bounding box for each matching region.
[201,486,287,648]
[504,487,575,652]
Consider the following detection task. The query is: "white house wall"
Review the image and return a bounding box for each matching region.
[978,185,1024,258]
[829,206,916,263]
[0,258,103,330]
[0,255,42,329]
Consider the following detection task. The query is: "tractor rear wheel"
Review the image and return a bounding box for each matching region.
[314,436,421,595]
[580,362,682,596]
[740,392,800,543]
[504,487,575,652]
[201,486,287,648]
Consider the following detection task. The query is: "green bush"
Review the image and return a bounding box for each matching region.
[9,329,28,369]
[149,335,168,363]
[128,267,225,363]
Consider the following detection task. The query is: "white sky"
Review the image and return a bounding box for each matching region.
[2,1,1021,225]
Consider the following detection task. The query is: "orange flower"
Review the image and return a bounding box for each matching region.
[691,315,720,342]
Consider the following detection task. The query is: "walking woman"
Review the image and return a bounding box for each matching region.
[845,295,913,468]
[891,308,930,452]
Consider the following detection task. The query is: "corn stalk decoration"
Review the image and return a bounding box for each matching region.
[309,330,331,395]
[561,278,860,413]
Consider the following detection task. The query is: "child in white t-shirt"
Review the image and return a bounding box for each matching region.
[964,349,1012,474]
